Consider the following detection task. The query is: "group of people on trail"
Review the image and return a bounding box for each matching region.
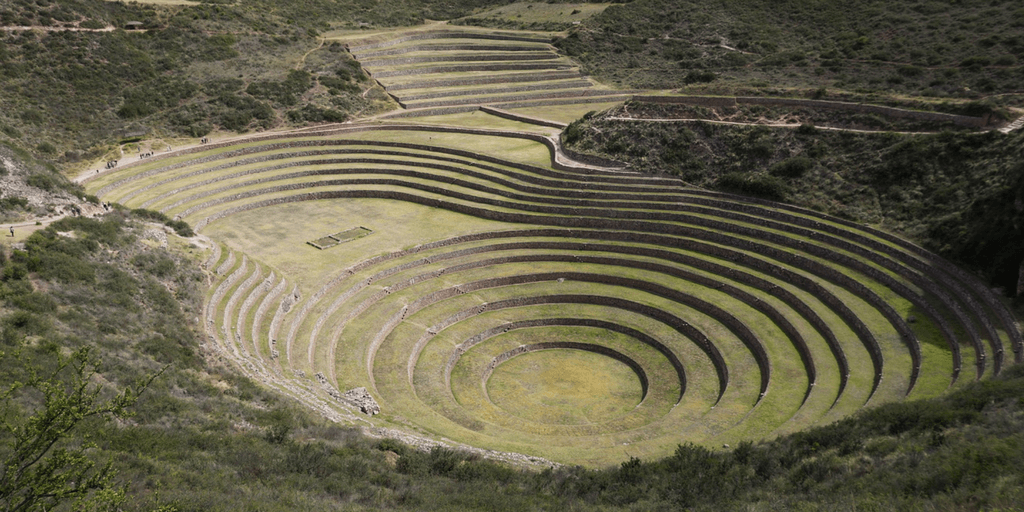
[105,160,118,169]
[139,152,155,160]
[200,137,210,144]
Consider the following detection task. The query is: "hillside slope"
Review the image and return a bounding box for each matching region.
[554,0,1024,98]
[563,105,1024,295]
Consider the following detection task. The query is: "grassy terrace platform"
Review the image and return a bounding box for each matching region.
[341,26,631,117]
[85,113,1020,466]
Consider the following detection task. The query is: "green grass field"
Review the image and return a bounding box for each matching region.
[79,25,1022,468]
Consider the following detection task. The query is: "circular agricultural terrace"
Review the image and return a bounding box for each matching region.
[83,29,1021,466]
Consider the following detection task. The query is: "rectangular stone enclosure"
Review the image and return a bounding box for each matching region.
[308,227,374,250]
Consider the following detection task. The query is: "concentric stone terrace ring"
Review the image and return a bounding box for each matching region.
[85,124,1021,465]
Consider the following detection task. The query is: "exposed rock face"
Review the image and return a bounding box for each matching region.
[0,148,106,222]
[315,373,380,415]
[341,387,381,415]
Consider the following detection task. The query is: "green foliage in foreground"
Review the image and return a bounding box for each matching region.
[0,211,1022,510]
[0,347,154,512]
[563,108,1024,296]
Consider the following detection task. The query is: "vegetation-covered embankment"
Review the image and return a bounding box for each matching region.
[563,106,1024,296]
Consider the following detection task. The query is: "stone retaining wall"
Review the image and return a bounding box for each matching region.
[251,273,284,355]
[454,318,685,398]
[403,89,627,110]
[688,187,1022,360]
[353,44,548,60]
[478,106,568,129]
[362,52,556,68]
[371,62,570,79]
[400,80,592,103]
[347,31,550,52]
[377,106,481,118]
[493,94,632,112]
[194,191,904,390]
[276,223,869,405]
[633,95,739,108]
[97,124,644,195]
[183,171,964,378]
[206,255,248,353]
[204,242,222,270]
[215,249,235,276]
[384,71,581,91]
[224,263,263,352]
[236,271,275,353]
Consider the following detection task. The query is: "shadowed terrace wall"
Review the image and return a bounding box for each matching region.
[362,52,557,68]
[370,62,571,79]
[178,175,953,379]
[383,71,582,91]
[353,44,549,59]
[297,233,858,404]
[191,190,915,390]
[347,31,551,52]
[402,81,592,103]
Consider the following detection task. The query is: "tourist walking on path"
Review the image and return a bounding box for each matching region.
[9,226,13,237]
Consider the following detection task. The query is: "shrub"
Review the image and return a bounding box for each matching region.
[318,76,360,95]
[130,208,194,237]
[203,78,244,95]
[717,172,789,201]
[245,70,312,107]
[131,253,176,278]
[796,123,818,135]
[26,173,57,191]
[0,196,29,211]
[286,105,347,124]
[0,125,20,139]
[198,33,239,62]
[561,119,587,146]
[10,291,58,313]
[165,220,194,237]
[684,70,716,84]
[769,156,814,178]
[959,56,992,68]
[213,93,274,131]
[1,310,51,343]
[376,438,407,456]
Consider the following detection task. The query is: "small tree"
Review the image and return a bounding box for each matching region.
[0,347,156,512]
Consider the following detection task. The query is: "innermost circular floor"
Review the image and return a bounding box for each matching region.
[486,347,645,425]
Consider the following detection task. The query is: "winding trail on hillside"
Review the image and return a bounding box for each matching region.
[604,116,943,135]
[0,25,118,32]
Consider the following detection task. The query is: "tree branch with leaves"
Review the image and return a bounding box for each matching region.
[0,347,159,512]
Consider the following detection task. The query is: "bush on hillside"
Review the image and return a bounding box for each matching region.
[717,172,789,201]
